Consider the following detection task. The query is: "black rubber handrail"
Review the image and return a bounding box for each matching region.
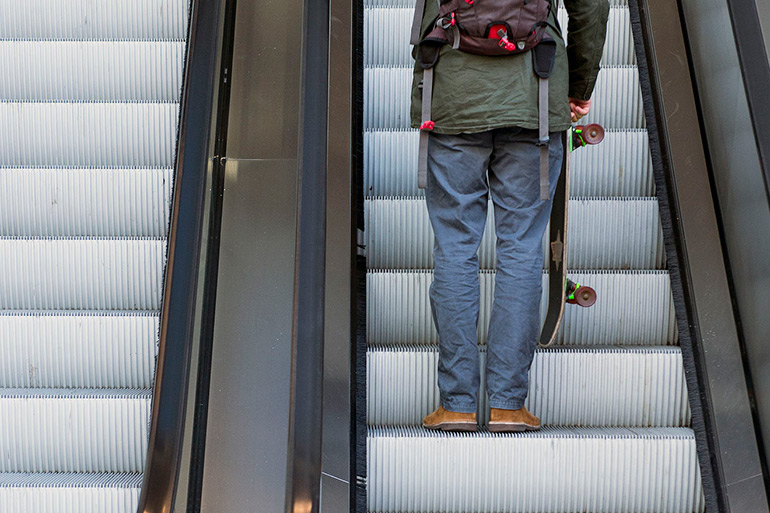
[137,0,224,511]
[284,0,330,510]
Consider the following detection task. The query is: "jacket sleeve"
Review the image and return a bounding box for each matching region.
[562,0,610,100]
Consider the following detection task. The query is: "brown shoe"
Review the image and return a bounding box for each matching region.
[422,406,477,432]
[488,406,541,432]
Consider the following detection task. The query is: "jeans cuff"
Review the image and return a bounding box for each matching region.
[489,398,525,410]
[441,398,477,414]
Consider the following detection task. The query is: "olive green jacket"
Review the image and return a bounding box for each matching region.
[410,0,610,134]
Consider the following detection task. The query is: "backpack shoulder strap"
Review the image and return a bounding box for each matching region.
[410,0,428,45]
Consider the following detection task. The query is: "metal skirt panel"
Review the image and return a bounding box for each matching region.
[0,389,150,472]
[366,6,633,68]
[0,473,140,513]
[365,197,664,270]
[364,66,644,130]
[0,0,189,41]
[0,102,179,168]
[368,426,704,513]
[0,168,173,238]
[0,238,165,310]
[0,312,158,388]
[368,345,690,427]
[367,270,677,346]
[364,129,653,198]
[0,42,184,102]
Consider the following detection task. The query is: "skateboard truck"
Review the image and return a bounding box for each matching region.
[571,123,604,150]
[566,279,596,308]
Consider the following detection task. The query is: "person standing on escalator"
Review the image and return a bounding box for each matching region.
[412,0,609,432]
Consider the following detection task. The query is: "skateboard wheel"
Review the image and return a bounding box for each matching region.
[574,286,597,307]
[580,124,604,145]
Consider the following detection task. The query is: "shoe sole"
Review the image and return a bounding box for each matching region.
[423,422,478,432]
[488,422,541,433]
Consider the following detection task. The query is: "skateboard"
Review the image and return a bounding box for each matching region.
[538,124,604,347]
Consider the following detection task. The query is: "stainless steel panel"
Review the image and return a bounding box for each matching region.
[322,0,354,503]
[200,159,298,513]
[679,0,770,487]
[226,0,302,160]
[646,0,769,507]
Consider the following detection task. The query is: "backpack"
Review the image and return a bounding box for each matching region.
[411,0,557,198]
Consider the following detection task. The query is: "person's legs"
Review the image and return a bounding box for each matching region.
[485,127,563,410]
[425,131,493,414]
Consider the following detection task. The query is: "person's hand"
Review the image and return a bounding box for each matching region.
[569,98,591,122]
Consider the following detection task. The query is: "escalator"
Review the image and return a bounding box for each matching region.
[363,0,706,510]
[1,0,768,511]
[0,1,189,510]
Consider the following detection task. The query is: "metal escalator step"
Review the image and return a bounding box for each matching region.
[0,238,164,310]
[0,168,173,237]
[365,6,633,68]
[0,102,179,168]
[0,389,150,472]
[364,66,643,130]
[364,0,629,8]
[0,472,141,513]
[366,197,664,270]
[364,129,652,198]
[0,42,184,102]
[367,270,676,346]
[0,0,188,41]
[0,312,158,388]
[368,426,704,513]
[367,345,689,427]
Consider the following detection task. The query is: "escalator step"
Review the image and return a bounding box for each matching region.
[0,472,141,513]
[0,102,179,168]
[0,42,184,102]
[0,312,158,389]
[364,129,653,198]
[0,238,164,310]
[367,270,676,346]
[364,66,644,130]
[365,6,634,68]
[0,0,188,41]
[0,168,172,238]
[367,345,689,427]
[0,389,150,473]
[366,197,664,270]
[368,426,704,513]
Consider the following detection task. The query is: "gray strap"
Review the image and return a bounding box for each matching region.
[410,0,427,45]
[538,76,549,201]
[418,67,434,189]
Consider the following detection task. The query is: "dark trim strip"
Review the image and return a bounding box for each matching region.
[137,0,223,511]
[185,0,238,510]
[284,0,330,509]
[724,0,770,203]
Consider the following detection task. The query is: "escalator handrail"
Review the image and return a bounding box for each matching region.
[137,0,224,511]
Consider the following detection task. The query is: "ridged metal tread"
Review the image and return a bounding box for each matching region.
[368,426,704,513]
[365,6,633,68]
[0,388,150,472]
[0,472,140,513]
[366,197,664,270]
[365,0,629,8]
[365,66,643,130]
[0,311,158,388]
[0,102,179,168]
[368,345,689,427]
[367,270,677,346]
[0,238,165,310]
[364,129,653,198]
[0,0,188,41]
[0,42,184,102]
[0,168,173,237]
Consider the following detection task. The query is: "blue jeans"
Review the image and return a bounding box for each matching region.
[426,127,564,413]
